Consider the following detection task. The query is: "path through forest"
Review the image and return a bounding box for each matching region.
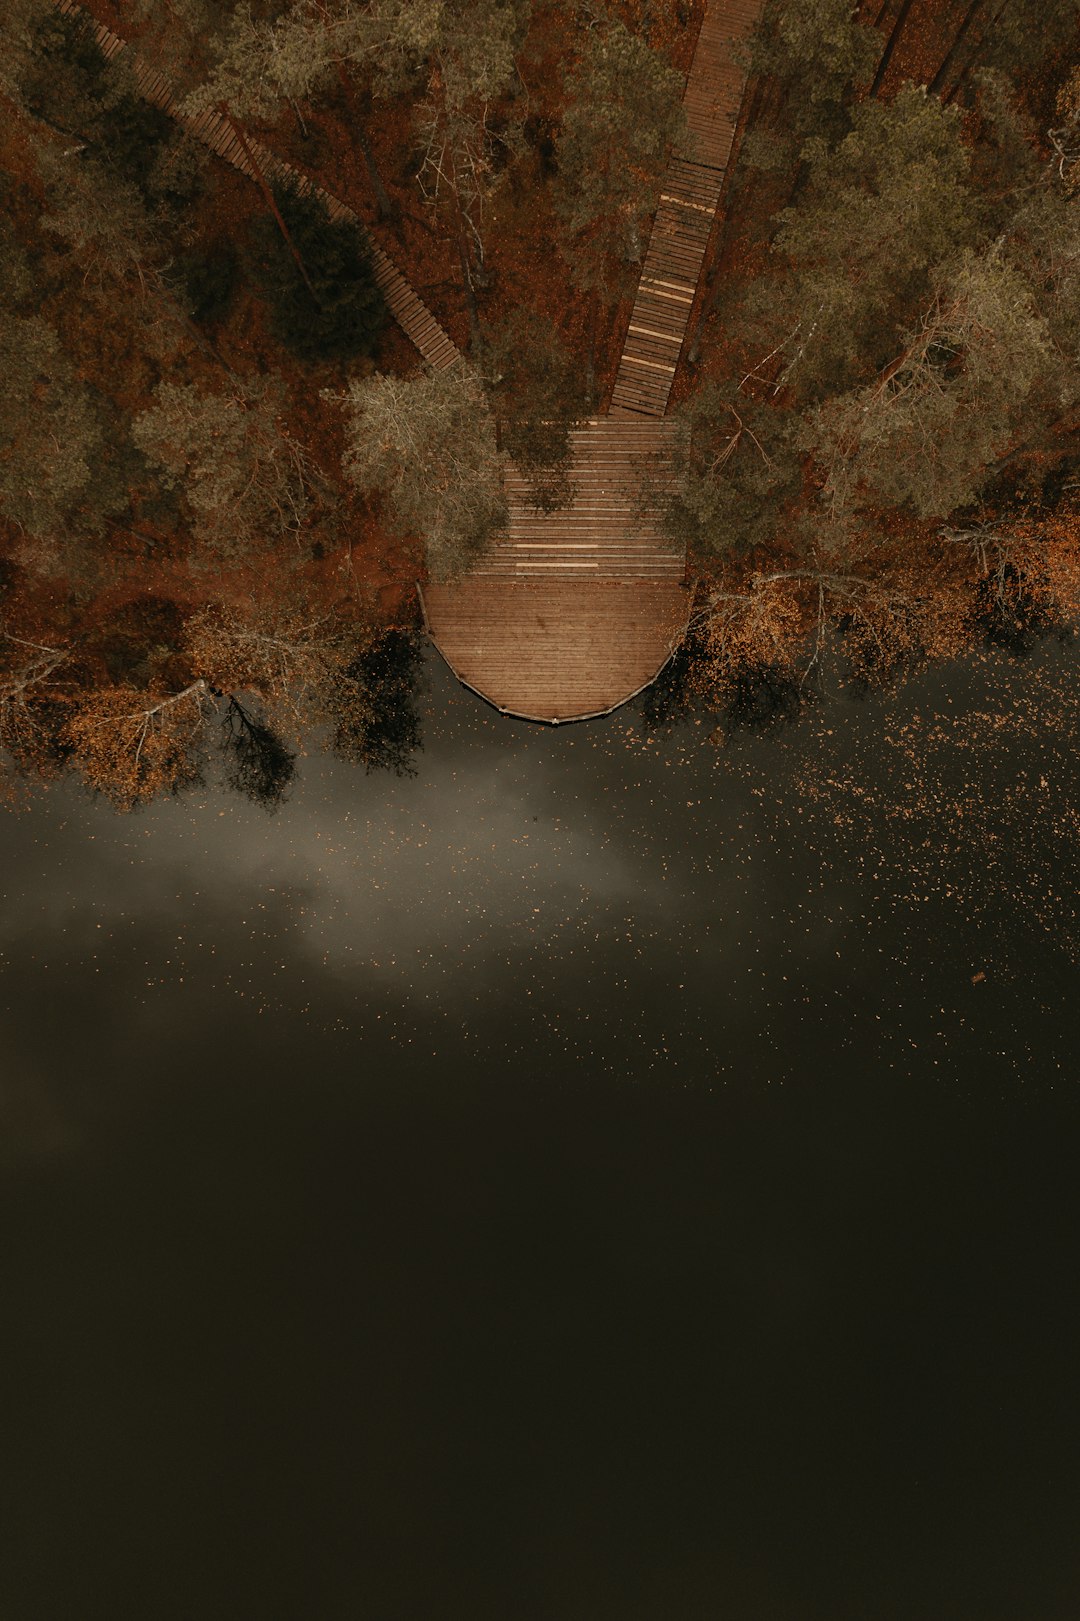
[52,0,460,370]
[424,0,765,722]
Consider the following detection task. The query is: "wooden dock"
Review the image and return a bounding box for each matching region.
[425,0,763,722]
[51,0,460,371]
[419,579,690,725]
[420,419,685,722]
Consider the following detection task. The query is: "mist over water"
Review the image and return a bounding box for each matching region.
[1,645,1078,1620]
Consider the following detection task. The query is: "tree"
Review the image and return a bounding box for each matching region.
[185,601,365,733]
[131,379,313,566]
[328,362,507,580]
[552,18,686,304]
[746,0,879,167]
[326,627,423,776]
[964,66,1044,204]
[800,76,1080,521]
[932,0,1080,102]
[941,505,1080,651]
[181,0,398,217]
[1004,118,1080,362]
[188,0,528,305]
[806,251,1065,520]
[61,679,211,808]
[2,0,109,132]
[479,308,592,512]
[411,0,529,329]
[0,310,112,544]
[28,110,234,388]
[38,147,161,290]
[126,0,243,98]
[0,212,35,309]
[168,237,242,327]
[928,0,994,99]
[869,0,918,97]
[9,7,206,216]
[664,381,803,557]
[184,0,442,118]
[690,532,971,715]
[752,84,979,400]
[0,628,71,780]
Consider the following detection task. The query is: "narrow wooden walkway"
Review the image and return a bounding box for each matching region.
[52,0,460,370]
[611,0,761,416]
[425,0,764,722]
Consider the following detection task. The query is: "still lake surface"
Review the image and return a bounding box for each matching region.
[1,643,1078,1620]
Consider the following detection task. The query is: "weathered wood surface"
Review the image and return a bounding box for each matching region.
[427,0,762,721]
[424,418,687,720]
[610,0,764,416]
[419,580,689,724]
[51,0,461,371]
[474,419,683,580]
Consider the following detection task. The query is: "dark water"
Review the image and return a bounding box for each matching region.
[1,646,1078,1620]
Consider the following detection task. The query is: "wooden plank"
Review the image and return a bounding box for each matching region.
[421,580,689,723]
[608,0,764,417]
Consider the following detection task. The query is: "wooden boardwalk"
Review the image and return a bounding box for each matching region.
[46,0,762,724]
[425,0,763,722]
[420,419,685,723]
[471,418,682,580]
[52,0,460,370]
[611,0,761,417]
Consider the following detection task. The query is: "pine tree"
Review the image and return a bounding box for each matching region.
[753,85,979,400]
[38,147,160,288]
[185,602,374,737]
[747,0,879,166]
[552,19,686,303]
[806,251,1065,519]
[0,311,110,544]
[329,362,507,580]
[132,379,313,565]
[411,0,529,318]
[181,0,401,218]
[933,0,1080,102]
[188,0,528,282]
[869,0,918,96]
[665,383,803,557]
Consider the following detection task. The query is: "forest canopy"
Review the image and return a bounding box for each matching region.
[0,0,1078,803]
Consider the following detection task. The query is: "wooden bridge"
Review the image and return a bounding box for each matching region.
[423,0,763,722]
[52,0,460,371]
